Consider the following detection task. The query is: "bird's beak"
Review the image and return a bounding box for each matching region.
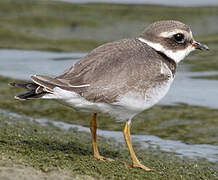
[192,41,209,50]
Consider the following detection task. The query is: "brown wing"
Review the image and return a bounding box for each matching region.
[10,39,173,101]
[54,38,170,103]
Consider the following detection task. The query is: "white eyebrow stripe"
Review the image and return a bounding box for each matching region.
[159,29,187,38]
[70,84,90,88]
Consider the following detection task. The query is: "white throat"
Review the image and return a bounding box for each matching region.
[137,37,195,63]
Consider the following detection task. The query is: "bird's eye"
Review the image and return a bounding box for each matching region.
[174,33,185,43]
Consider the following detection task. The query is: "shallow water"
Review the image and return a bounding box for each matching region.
[1,109,217,162]
[1,48,218,109]
[57,0,218,7]
[0,49,85,79]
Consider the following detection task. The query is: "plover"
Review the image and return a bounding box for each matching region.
[10,20,209,171]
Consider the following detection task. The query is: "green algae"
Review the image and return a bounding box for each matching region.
[0,112,217,180]
[192,75,218,80]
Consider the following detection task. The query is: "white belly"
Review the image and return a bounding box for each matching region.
[42,77,174,121]
[113,78,174,119]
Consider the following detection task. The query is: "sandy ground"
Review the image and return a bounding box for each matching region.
[0,159,94,180]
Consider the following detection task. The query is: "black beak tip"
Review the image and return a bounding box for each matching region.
[201,44,209,51]
[205,46,209,51]
[194,41,209,51]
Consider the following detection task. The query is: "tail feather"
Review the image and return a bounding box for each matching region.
[10,74,74,101]
[31,75,56,92]
[10,75,56,100]
[9,81,47,100]
[31,75,66,86]
[9,82,38,90]
[15,89,46,100]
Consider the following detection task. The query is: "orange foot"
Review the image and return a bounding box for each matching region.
[125,162,151,171]
[94,154,114,161]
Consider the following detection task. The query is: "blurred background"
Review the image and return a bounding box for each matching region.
[0,0,217,179]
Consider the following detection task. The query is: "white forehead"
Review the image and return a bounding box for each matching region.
[159,29,193,38]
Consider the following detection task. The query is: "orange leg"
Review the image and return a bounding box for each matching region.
[90,113,112,161]
[123,120,151,171]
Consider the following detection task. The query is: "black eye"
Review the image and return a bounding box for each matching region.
[174,33,185,43]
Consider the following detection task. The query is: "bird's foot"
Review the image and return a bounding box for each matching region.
[94,154,114,161]
[124,162,151,171]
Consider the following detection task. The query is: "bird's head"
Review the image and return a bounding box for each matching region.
[138,20,209,63]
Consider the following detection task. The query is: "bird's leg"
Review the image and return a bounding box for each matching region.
[123,120,151,171]
[90,113,113,161]
[90,113,104,160]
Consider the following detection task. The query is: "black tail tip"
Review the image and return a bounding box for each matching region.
[9,82,16,86]
[14,95,26,101]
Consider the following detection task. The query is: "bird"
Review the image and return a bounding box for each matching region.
[10,20,209,171]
